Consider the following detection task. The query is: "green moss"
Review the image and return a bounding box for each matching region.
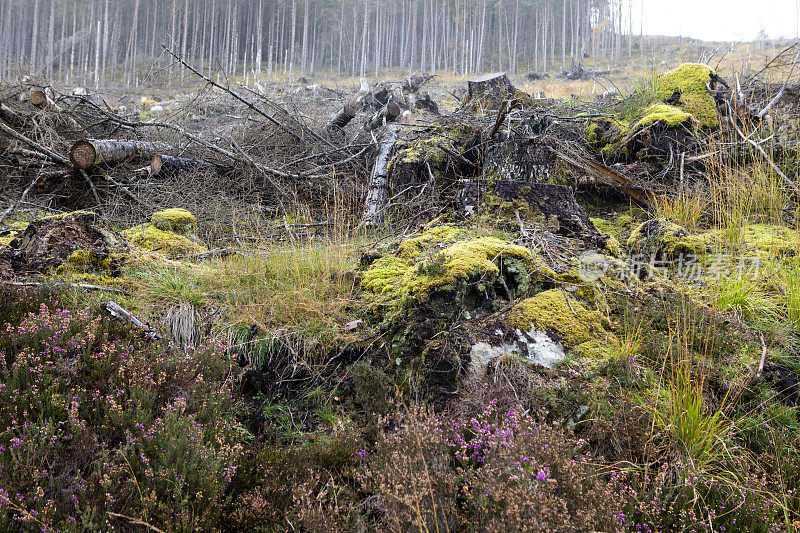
[388,126,477,177]
[402,237,551,298]
[396,225,465,259]
[604,235,622,256]
[656,63,719,128]
[636,103,693,128]
[151,208,197,236]
[361,256,413,295]
[627,219,712,258]
[122,223,207,259]
[59,249,111,273]
[362,226,555,303]
[0,222,27,247]
[616,214,634,229]
[507,289,618,357]
[741,224,800,255]
[40,210,96,222]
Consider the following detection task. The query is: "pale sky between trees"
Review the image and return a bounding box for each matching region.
[639,0,800,41]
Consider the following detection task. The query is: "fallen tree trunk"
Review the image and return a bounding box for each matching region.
[367,101,402,131]
[362,124,400,226]
[325,103,358,133]
[70,139,174,169]
[0,103,25,129]
[101,301,162,340]
[150,154,233,176]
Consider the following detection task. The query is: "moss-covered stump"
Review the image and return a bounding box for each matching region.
[507,288,619,358]
[0,211,123,279]
[150,208,198,236]
[387,126,482,203]
[462,180,606,246]
[122,209,207,259]
[627,218,711,259]
[585,117,630,160]
[362,225,555,309]
[656,63,727,129]
[360,224,557,396]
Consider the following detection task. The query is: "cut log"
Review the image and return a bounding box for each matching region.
[70,139,174,169]
[366,101,402,131]
[29,89,48,108]
[465,73,516,109]
[362,124,400,226]
[325,103,358,133]
[150,154,233,176]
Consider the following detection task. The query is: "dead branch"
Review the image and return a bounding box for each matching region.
[0,174,42,225]
[0,120,70,165]
[362,124,400,226]
[101,301,162,340]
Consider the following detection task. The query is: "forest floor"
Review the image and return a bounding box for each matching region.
[2,44,800,532]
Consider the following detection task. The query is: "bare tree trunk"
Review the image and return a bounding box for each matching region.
[30,0,40,71]
[362,124,399,227]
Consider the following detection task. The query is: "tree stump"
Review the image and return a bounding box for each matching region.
[464,73,516,109]
[460,179,605,246]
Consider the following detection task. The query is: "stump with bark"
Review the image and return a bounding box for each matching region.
[463,73,516,110]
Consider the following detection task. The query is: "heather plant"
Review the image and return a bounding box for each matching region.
[297,400,630,532]
[0,303,244,532]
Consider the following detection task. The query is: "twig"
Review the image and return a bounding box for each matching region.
[758,47,800,119]
[101,301,162,340]
[3,280,127,294]
[0,120,70,165]
[107,512,167,533]
[231,139,291,202]
[755,333,768,378]
[730,116,800,194]
[0,174,41,225]
[162,44,305,142]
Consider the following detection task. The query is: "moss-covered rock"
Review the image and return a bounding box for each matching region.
[362,225,555,305]
[151,208,198,236]
[656,63,720,128]
[507,289,618,358]
[627,219,711,258]
[123,223,206,259]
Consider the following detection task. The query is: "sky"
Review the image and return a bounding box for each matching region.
[638,0,800,42]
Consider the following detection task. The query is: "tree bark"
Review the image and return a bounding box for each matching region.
[362,124,399,227]
[70,139,174,169]
[150,153,232,176]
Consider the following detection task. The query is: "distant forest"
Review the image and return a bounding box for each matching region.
[0,0,647,86]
